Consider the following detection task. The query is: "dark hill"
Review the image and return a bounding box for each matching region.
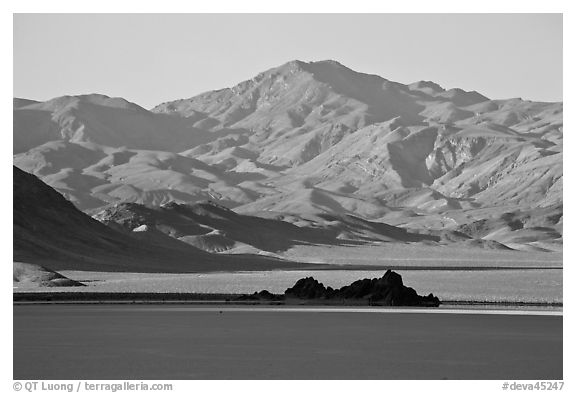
[93,200,447,253]
[13,166,308,272]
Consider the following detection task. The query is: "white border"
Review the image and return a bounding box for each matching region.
[4,2,572,391]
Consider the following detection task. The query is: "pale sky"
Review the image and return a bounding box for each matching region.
[13,13,563,109]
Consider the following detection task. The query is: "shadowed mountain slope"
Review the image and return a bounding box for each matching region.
[13,166,307,272]
[91,200,521,254]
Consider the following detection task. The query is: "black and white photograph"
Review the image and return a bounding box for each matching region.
[8,5,570,388]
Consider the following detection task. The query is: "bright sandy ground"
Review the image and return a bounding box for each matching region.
[14,244,562,303]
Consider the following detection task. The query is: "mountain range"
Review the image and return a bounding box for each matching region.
[13,60,562,252]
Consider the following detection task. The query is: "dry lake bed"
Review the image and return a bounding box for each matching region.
[13,304,562,380]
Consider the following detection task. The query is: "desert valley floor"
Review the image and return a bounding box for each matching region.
[14,243,562,304]
[16,268,562,304]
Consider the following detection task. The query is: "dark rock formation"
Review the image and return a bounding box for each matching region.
[284,277,333,299]
[284,270,440,307]
[237,290,284,301]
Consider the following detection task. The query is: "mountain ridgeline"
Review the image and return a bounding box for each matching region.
[14,60,562,251]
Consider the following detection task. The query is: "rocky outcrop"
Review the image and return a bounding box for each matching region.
[284,277,335,299]
[237,290,284,301]
[284,270,440,307]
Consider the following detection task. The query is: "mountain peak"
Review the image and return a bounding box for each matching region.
[26,94,147,113]
[273,59,358,78]
[279,59,306,70]
[409,80,445,93]
[280,59,346,68]
[309,59,347,67]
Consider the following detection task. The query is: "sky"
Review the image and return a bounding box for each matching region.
[13,13,563,109]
